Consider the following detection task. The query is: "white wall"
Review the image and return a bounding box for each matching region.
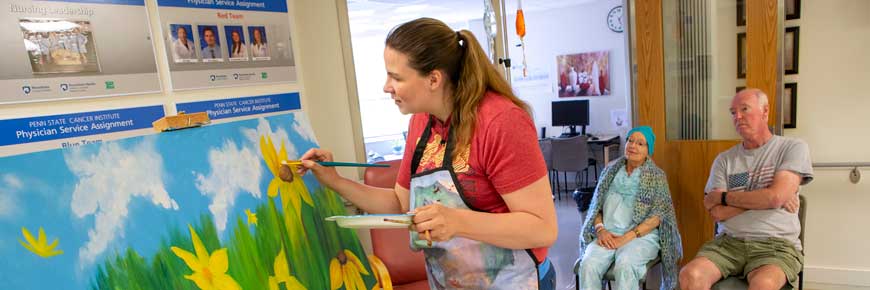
[783,0,870,286]
[506,0,632,139]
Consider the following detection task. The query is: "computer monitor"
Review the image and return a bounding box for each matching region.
[552,100,590,137]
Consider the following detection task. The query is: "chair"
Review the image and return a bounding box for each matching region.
[539,139,557,198]
[711,195,806,290]
[551,135,596,200]
[363,159,430,290]
[573,252,662,290]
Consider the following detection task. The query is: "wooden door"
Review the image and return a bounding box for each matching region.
[633,0,779,261]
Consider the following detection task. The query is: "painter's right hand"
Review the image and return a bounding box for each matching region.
[297,148,340,184]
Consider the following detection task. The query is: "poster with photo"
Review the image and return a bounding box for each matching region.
[156,0,297,90]
[556,51,610,97]
[20,19,100,74]
[224,25,248,61]
[197,24,223,62]
[0,0,160,104]
[169,24,197,63]
[248,26,270,60]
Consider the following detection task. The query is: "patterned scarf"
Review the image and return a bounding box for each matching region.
[579,157,683,290]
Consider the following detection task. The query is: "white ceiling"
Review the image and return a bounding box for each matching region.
[346,0,603,37]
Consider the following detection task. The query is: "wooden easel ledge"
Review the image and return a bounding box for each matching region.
[152,111,211,132]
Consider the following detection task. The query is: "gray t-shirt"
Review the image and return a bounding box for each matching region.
[705,135,813,250]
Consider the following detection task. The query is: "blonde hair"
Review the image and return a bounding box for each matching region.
[385,18,530,159]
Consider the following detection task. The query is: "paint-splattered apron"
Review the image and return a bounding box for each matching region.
[408,117,543,289]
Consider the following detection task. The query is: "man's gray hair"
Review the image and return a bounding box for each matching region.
[755,90,769,107]
[737,88,769,107]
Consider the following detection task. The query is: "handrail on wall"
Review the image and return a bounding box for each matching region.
[812,162,868,184]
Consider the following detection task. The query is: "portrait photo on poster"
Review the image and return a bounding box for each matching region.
[556,51,610,97]
[224,25,248,61]
[248,26,270,61]
[19,18,100,74]
[198,24,223,62]
[169,24,198,63]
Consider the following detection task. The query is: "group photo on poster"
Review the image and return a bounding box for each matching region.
[19,18,100,74]
[169,23,197,63]
[248,25,270,60]
[225,25,248,61]
[197,24,223,62]
[557,51,611,97]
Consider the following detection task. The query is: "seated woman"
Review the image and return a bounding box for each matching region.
[578,126,682,290]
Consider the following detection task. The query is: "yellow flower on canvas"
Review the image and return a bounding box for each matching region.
[18,226,63,258]
[268,248,307,290]
[329,249,370,290]
[244,209,258,225]
[368,254,392,290]
[170,225,241,290]
[259,135,313,221]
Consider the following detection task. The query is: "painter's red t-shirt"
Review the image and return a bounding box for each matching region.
[396,91,549,261]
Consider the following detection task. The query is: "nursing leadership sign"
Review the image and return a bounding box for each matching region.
[0,0,161,104]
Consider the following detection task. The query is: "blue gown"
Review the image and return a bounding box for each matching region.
[579,167,660,290]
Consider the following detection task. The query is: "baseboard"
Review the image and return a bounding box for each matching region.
[804,265,870,287]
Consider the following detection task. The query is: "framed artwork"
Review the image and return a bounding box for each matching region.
[784,27,800,75]
[736,0,746,26]
[783,82,797,128]
[737,32,747,79]
[785,0,801,20]
[556,51,611,97]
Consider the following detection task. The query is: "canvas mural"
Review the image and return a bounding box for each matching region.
[556,51,610,97]
[0,112,389,290]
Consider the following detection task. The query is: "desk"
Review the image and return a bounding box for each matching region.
[542,135,621,169]
[588,135,620,164]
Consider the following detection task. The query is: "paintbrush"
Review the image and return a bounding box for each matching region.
[383,218,431,246]
[281,160,390,168]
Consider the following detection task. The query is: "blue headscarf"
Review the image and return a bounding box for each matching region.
[627,126,656,156]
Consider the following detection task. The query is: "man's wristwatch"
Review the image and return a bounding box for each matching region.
[721,191,729,206]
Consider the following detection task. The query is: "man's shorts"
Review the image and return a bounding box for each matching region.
[697,235,804,289]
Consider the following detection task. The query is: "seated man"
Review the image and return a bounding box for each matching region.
[680,88,813,290]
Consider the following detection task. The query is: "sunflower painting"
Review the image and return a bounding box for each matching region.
[0,112,385,290]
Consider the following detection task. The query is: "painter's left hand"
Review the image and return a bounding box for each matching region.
[411,202,460,242]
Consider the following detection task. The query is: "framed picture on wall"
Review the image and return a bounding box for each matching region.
[785,27,800,75]
[556,51,611,97]
[736,0,746,26]
[785,0,801,20]
[737,32,747,79]
[783,82,797,128]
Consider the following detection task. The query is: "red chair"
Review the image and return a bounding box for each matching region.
[363,159,430,290]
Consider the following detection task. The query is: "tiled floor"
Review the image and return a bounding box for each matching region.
[551,190,584,290]
[548,191,870,290]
